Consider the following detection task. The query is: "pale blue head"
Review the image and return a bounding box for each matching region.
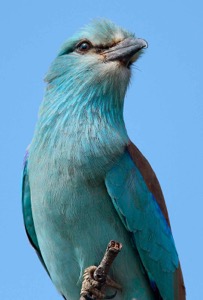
[33,20,147,155]
[39,19,147,141]
[45,19,147,99]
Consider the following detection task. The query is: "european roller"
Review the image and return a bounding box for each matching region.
[22,20,185,300]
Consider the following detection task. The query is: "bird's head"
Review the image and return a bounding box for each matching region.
[45,19,147,103]
[35,20,147,153]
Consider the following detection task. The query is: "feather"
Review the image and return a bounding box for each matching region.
[22,154,49,275]
[105,147,185,299]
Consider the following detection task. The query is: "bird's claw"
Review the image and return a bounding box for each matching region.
[106,276,122,291]
[80,266,121,300]
[104,291,117,299]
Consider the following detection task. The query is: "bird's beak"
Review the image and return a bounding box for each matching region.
[103,37,148,67]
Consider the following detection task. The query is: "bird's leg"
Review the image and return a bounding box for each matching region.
[80,241,122,300]
[80,266,105,299]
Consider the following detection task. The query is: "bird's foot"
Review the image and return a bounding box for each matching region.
[80,241,123,300]
[80,266,122,300]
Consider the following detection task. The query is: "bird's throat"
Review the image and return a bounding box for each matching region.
[33,78,129,154]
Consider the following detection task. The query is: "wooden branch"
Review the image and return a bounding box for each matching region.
[80,240,122,300]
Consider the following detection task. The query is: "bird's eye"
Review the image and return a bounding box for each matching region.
[76,41,92,53]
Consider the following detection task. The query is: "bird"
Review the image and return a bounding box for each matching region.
[22,19,185,300]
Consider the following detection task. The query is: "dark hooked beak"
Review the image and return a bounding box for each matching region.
[103,37,148,67]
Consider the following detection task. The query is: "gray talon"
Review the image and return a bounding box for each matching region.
[104,290,117,299]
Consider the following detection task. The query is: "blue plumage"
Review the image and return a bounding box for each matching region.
[22,19,185,299]
[105,150,178,299]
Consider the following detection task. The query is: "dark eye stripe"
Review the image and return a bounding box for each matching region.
[60,40,117,56]
[95,45,110,50]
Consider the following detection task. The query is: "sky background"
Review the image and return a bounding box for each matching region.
[1,1,202,299]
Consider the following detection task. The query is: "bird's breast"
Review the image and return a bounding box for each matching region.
[31,122,128,183]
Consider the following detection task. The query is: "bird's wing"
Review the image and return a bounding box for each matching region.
[22,150,49,275]
[105,141,185,300]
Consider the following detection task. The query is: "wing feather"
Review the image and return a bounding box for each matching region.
[105,144,185,299]
[22,152,49,275]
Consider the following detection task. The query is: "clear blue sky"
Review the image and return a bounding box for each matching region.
[1,1,202,299]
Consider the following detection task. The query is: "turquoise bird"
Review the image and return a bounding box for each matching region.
[22,20,185,300]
